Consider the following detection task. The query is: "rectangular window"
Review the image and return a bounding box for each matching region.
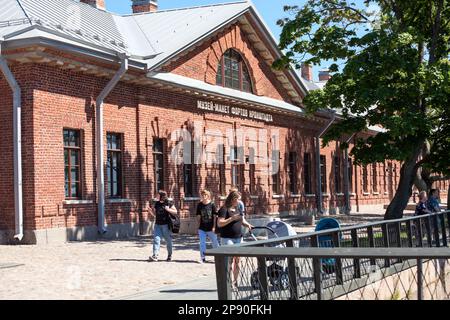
[288,152,297,194]
[230,146,244,191]
[304,153,312,194]
[64,129,82,199]
[107,133,123,198]
[348,158,353,193]
[334,156,341,193]
[372,163,378,193]
[217,144,226,195]
[249,147,256,194]
[272,150,281,194]
[320,155,327,193]
[362,165,369,193]
[184,141,196,197]
[153,138,165,194]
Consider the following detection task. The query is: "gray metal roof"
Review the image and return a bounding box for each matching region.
[1,0,251,62]
[128,1,251,68]
[0,0,31,38]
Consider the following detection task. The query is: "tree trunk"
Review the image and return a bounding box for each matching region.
[384,145,423,220]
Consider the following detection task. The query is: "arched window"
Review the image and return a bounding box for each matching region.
[216,49,253,93]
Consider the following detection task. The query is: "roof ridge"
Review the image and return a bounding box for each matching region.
[122,0,249,17]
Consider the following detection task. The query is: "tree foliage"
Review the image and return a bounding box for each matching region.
[275,0,450,217]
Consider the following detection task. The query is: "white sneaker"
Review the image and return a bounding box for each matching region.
[149,255,158,262]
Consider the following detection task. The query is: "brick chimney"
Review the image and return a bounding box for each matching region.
[80,0,106,10]
[132,0,158,13]
[301,63,313,82]
[319,69,331,82]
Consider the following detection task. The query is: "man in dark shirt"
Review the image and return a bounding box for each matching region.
[416,191,432,216]
[196,190,219,263]
[149,190,178,262]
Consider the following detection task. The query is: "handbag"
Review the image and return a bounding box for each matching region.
[168,212,181,234]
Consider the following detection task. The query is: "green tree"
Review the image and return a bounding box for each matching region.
[275,0,450,218]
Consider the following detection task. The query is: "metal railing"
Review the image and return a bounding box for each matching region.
[206,210,450,300]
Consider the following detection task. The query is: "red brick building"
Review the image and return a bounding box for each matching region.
[0,0,447,244]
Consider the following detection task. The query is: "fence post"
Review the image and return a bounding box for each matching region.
[406,220,414,247]
[381,223,391,267]
[286,239,299,300]
[257,256,269,300]
[332,232,343,285]
[432,214,440,247]
[367,226,376,266]
[351,229,361,278]
[447,212,450,237]
[311,235,322,300]
[425,216,433,247]
[441,213,448,247]
[417,217,424,247]
[215,255,232,300]
[417,258,423,300]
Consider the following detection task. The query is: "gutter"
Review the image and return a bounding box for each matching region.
[96,54,129,234]
[0,39,23,241]
[315,111,336,215]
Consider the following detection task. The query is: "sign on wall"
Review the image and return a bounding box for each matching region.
[197,100,273,122]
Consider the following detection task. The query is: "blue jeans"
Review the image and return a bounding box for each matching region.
[198,230,219,259]
[153,224,173,257]
[221,237,243,245]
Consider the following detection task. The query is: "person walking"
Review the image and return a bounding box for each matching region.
[415,191,432,216]
[427,189,441,213]
[230,186,245,216]
[149,190,178,262]
[217,191,254,289]
[196,190,220,264]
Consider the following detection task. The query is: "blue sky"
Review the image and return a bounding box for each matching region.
[106,0,330,81]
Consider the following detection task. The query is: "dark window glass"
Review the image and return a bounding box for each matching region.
[249,148,256,194]
[320,155,327,193]
[304,153,312,194]
[348,159,353,193]
[362,165,369,193]
[334,156,341,193]
[153,138,165,194]
[64,129,81,199]
[216,49,253,93]
[107,133,122,198]
[288,152,297,194]
[372,164,378,192]
[230,146,244,191]
[217,144,226,195]
[184,141,196,197]
[272,150,281,194]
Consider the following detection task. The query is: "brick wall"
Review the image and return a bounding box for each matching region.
[162,23,292,102]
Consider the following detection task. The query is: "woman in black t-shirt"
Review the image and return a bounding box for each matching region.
[217,191,253,288]
[196,190,219,263]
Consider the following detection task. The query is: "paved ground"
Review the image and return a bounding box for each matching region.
[0,235,215,300]
[1,209,410,300]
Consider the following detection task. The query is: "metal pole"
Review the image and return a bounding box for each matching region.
[343,134,355,215]
[417,258,423,300]
[96,56,128,234]
[315,112,336,216]
[215,255,232,300]
[0,46,23,241]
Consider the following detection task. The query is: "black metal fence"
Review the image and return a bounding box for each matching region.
[206,211,450,300]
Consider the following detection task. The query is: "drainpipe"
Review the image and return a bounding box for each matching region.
[315,111,336,215]
[0,40,23,241]
[343,133,356,215]
[96,54,128,234]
